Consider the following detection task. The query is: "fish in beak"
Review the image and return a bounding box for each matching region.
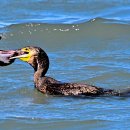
[0,50,17,66]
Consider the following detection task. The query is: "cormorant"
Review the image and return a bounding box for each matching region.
[10,46,129,97]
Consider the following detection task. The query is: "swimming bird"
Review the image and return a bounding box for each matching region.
[11,46,128,97]
[0,50,16,66]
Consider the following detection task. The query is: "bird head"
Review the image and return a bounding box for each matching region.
[10,46,41,63]
[10,46,49,72]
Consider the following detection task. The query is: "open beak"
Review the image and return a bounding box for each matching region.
[10,54,28,59]
[10,50,29,59]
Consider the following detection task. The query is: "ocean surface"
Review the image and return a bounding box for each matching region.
[1,1,130,130]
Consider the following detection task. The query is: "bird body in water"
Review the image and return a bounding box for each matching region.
[11,46,129,97]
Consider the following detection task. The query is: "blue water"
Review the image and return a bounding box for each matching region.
[1,1,130,26]
[1,1,130,130]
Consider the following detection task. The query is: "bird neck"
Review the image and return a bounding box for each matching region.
[33,51,49,82]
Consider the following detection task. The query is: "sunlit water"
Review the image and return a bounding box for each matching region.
[1,1,130,130]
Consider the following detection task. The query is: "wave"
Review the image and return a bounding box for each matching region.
[0,17,130,51]
[0,16,130,30]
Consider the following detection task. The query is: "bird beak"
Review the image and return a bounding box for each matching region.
[10,54,28,59]
[10,50,29,59]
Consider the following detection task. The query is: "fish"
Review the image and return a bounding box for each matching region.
[0,50,16,66]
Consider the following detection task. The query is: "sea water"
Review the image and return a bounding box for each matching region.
[1,1,130,130]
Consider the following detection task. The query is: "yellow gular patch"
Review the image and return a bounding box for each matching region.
[19,48,31,62]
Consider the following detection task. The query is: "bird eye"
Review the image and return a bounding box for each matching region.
[23,48,29,51]
[22,48,29,53]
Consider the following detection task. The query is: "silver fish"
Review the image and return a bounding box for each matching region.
[0,50,16,66]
